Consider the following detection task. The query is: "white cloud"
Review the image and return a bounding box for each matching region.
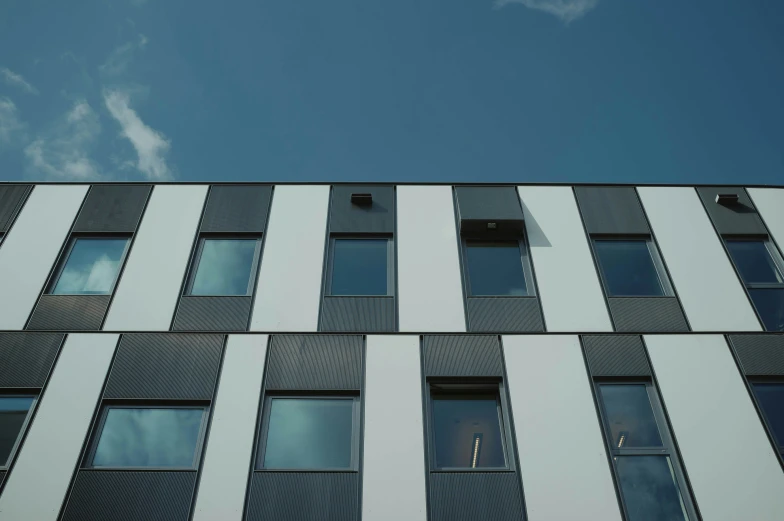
[99,34,148,76]
[495,0,599,23]
[103,89,173,180]
[1,68,38,95]
[0,97,25,146]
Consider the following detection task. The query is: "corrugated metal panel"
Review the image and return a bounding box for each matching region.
[104,333,224,400]
[265,335,362,390]
[26,295,110,331]
[0,470,5,487]
[582,335,652,376]
[72,185,151,233]
[573,186,650,235]
[0,332,63,388]
[320,297,395,332]
[246,472,359,521]
[172,297,251,331]
[330,185,394,234]
[466,297,544,332]
[696,187,767,236]
[608,297,690,332]
[200,185,272,233]
[429,472,525,521]
[455,186,524,238]
[423,335,503,377]
[61,471,196,521]
[0,185,31,232]
[729,334,784,375]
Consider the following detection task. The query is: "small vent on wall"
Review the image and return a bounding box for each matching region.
[350,193,372,206]
[715,193,739,205]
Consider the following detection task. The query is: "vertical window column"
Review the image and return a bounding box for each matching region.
[0,185,32,248]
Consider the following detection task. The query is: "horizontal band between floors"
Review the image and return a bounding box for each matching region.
[0,329,779,336]
[1,181,783,188]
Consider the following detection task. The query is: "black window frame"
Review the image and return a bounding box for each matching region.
[0,393,38,469]
[47,235,132,296]
[590,235,674,298]
[325,235,395,297]
[461,238,536,297]
[183,234,263,297]
[748,378,784,457]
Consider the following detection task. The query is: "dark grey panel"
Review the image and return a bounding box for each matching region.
[455,186,524,238]
[72,185,151,233]
[729,334,784,375]
[26,295,110,331]
[467,297,543,332]
[265,335,362,390]
[0,185,31,232]
[424,335,503,377]
[330,185,394,234]
[172,296,251,331]
[696,187,766,236]
[0,470,5,487]
[0,332,63,387]
[200,185,272,233]
[608,297,690,332]
[104,334,223,400]
[61,471,196,521]
[320,296,395,332]
[247,472,358,521]
[429,472,524,521]
[583,335,652,377]
[574,186,650,235]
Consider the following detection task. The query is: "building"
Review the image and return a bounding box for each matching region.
[0,182,782,521]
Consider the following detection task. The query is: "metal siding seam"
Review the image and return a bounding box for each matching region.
[466,298,544,332]
[0,332,64,387]
[26,295,110,331]
[607,297,690,332]
[729,334,784,375]
[582,335,652,376]
[423,335,503,377]
[265,335,363,390]
[429,473,524,521]
[172,297,252,332]
[246,472,359,521]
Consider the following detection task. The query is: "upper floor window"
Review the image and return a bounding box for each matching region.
[0,395,35,467]
[751,382,784,455]
[186,237,261,296]
[725,239,784,331]
[327,238,392,296]
[593,239,672,297]
[463,240,534,297]
[50,237,130,295]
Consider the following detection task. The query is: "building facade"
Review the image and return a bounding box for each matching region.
[0,182,782,521]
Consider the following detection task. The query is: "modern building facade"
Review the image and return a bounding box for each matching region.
[0,182,782,521]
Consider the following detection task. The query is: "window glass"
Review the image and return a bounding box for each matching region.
[464,241,527,296]
[593,240,664,297]
[726,241,784,285]
[599,384,663,448]
[752,383,784,447]
[91,408,204,468]
[330,239,388,296]
[615,456,689,521]
[0,396,35,465]
[261,398,354,469]
[431,394,506,468]
[52,238,129,295]
[189,239,259,296]
[749,289,784,332]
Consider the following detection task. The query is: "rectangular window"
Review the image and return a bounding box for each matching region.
[725,239,784,331]
[87,406,207,468]
[327,238,392,296]
[257,396,359,470]
[463,240,534,296]
[751,382,784,455]
[50,237,130,295]
[185,237,262,296]
[0,395,35,467]
[593,239,672,297]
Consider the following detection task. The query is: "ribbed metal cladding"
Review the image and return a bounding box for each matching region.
[0,184,31,232]
[320,296,395,332]
[467,297,543,332]
[0,470,5,487]
[582,335,652,377]
[429,472,524,521]
[172,296,251,331]
[573,186,650,235]
[199,185,272,233]
[729,334,784,375]
[696,186,767,235]
[455,186,524,238]
[104,334,224,400]
[246,472,359,521]
[72,185,151,233]
[423,335,503,377]
[330,185,394,234]
[265,335,362,390]
[608,297,690,332]
[61,471,197,521]
[26,295,110,331]
[0,332,63,388]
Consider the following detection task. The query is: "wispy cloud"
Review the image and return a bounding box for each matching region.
[1,68,38,95]
[104,89,173,180]
[495,0,599,23]
[99,34,148,76]
[0,97,26,146]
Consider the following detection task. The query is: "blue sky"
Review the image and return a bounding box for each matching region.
[0,0,782,184]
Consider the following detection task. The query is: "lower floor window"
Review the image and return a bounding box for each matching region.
[0,395,35,466]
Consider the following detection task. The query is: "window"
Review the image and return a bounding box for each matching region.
[327,238,392,296]
[751,383,784,455]
[50,237,130,295]
[0,395,35,467]
[725,240,784,331]
[463,240,534,296]
[593,239,672,297]
[257,396,359,470]
[185,238,261,296]
[597,383,696,521]
[87,406,207,468]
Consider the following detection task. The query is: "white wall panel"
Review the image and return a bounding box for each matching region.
[504,335,622,521]
[646,334,784,520]
[193,334,268,521]
[363,335,427,521]
[749,188,784,252]
[638,187,761,331]
[516,187,612,332]
[397,186,465,332]
[0,333,118,520]
[103,185,207,331]
[250,185,329,331]
[0,185,87,329]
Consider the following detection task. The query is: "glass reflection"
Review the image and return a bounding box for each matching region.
[0,396,34,464]
[616,456,689,521]
[52,238,128,295]
[726,241,784,285]
[330,239,388,296]
[431,394,506,468]
[92,408,204,468]
[594,240,664,297]
[749,289,784,332]
[599,385,663,448]
[753,383,784,447]
[465,241,527,296]
[262,398,354,469]
[190,239,258,296]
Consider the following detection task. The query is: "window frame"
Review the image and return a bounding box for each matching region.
[461,238,536,297]
[325,236,395,297]
[0,393,38,469]
[748,379,784,456]
[183,235,263,297]
[591,235,674,297]
[47,235,132,296]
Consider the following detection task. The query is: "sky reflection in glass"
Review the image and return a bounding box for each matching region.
[0,396,34,464]
[599,385,662,448]
[594,240,664,297]
[616,456,689,521]
[189,239,258,296]
[465,241,527,296]
[753,383,784,447]
[52,238,128,295]
[726,241,784,285]
[431,395,505,468]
